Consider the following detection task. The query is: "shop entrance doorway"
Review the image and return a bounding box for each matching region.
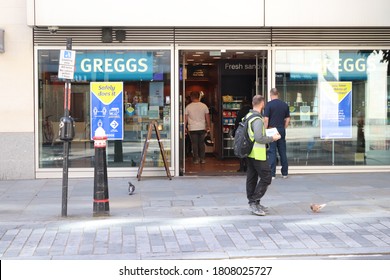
[179,49,268,175]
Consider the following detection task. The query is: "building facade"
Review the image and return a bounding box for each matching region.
[1,0,389,179]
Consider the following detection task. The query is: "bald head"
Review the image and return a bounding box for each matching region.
[270,88,279,96]
[270,88,279,100]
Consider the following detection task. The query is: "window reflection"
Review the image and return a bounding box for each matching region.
[275,49,390,166]
[38,49,171,169]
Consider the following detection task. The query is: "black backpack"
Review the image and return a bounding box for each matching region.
[233,114,259,158]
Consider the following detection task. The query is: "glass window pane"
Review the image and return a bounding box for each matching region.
[275,49,390,166]
[38,49,172,169]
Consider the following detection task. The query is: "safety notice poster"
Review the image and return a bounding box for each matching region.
[320,81,352,139]
[90,82,124,140]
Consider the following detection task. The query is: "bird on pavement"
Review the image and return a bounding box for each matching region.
[310,203,326,213]
[128,182,135,195]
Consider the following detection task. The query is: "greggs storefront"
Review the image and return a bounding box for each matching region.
[35,29,390,178]
[5,0,383,179]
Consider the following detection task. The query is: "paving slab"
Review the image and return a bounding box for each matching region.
[0,173,389,259]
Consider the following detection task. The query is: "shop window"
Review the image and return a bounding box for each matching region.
[275,49,390,166]
[37,49,172,169]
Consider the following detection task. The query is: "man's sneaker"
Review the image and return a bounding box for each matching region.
[257,204,269,212]
[249,204,266,216]
[200,159,206,164]
[282,175,288,179]
[272,176,276,180]
[193,160,199,164]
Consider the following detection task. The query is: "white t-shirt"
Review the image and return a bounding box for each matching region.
[185,102,209,131]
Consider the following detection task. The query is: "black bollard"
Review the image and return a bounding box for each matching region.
[93,127,110,216]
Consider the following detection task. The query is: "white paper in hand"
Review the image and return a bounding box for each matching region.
[266,127,278,137]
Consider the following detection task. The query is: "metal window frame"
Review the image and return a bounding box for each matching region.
[34,45,175,178]
[271,45,390,174]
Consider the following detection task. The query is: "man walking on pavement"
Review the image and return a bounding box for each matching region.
[245,95,281,216]
[264,88,290,180]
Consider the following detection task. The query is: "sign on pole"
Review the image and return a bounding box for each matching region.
[58,49,76,80]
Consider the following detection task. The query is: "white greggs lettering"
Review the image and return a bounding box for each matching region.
[313,58,376,73]
[340,58,365,72]
[81,58,148,73]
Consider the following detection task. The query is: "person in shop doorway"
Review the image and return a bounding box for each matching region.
[184,95,192,156]
[234,99,252,172]
[356,111,365,153]
[132,95,139,107]
[264,88,290,179]
[245,95,281,216]
[184,91,211,164]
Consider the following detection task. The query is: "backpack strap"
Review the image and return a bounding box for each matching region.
[242,112,260,123]
[246,114,262,138]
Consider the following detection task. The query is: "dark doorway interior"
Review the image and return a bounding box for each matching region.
[179,50,267,175]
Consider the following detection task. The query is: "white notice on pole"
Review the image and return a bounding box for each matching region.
[59,50,76,66]
[58,65,75,79]
[58,50,76,79]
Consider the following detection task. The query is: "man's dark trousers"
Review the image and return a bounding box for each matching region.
[246,157,272,204]
[268,127,288,177]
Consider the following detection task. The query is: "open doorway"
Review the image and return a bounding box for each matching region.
[179,49,268,175]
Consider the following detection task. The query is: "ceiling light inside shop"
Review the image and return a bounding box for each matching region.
[209,51,221,56]
[192,54,201,57]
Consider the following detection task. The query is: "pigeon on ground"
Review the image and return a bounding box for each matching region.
[128,182,135,195]
[310,203,326,213]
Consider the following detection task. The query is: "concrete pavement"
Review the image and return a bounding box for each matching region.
[0,173,389,259]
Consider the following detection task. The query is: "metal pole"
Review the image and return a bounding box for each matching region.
[182,53,186,175]
[61,38,72,217]
[255,53,259,96]
[332,139,335,165]
[61,138,69,217]
[262,55,265,96]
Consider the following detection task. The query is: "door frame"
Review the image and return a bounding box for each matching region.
[174,46,272,175]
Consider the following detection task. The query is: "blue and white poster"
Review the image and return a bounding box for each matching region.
[320,81,352,139]
[90,82,123,140]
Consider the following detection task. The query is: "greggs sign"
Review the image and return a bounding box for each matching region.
[74,51,153,81]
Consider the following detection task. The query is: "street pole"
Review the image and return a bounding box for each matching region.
[61,38,73,217]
